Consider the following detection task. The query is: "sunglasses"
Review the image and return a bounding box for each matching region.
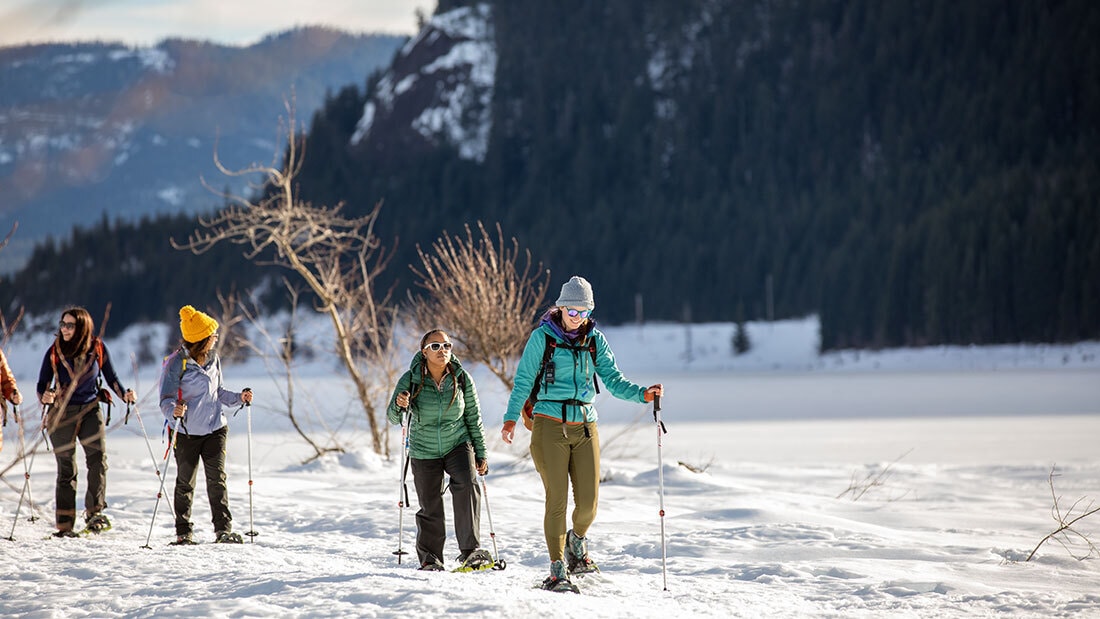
[564,308,592,318]
[59,321,77,330]
[423,342,453,352]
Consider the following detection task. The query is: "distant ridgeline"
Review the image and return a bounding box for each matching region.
[2,0,1096,349]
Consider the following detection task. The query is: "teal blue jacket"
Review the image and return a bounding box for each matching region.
[387,353,487,461]
[504,321,646,425]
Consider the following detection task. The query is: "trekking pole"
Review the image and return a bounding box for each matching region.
[129,401,173,514]
[243,389,257,542]
[5,405,40,540]
[393,392,411,564]
[142,414,182,549]
[40,379,56,452]
[654,394,669,591]
[479,473,507,570]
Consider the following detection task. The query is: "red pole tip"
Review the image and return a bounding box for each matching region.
[659,509,665,516]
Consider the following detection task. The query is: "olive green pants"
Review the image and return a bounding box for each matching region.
[530,415,600,562]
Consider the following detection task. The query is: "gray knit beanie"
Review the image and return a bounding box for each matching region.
[555,276,595,310]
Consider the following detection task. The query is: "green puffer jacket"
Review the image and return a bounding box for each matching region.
[387,353,487,461]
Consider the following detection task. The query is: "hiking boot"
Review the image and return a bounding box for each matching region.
[52,529,80,538]
[214,530,244,544]
[85,513,112,534]
[565,529,599,574]
[456,549,494,571]
[170,533,198,545]
[418,555,445,571]
[541,560,579,593]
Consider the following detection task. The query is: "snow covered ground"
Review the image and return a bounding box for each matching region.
[2,317,1099,617]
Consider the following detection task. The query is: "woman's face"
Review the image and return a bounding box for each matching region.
[59,313,77,342]
[422,332,453,367]
[560,306,592,331]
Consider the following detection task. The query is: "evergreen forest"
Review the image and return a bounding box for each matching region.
[2,0,1097,350]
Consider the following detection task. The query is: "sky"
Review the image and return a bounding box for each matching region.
[0,0,436,48]
[1,317,1099,616]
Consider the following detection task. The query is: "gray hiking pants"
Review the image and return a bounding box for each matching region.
[410,442,481,565]
[48,402,108,531]
[172,425,233,536]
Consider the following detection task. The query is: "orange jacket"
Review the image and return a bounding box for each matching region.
[0,347,17,402]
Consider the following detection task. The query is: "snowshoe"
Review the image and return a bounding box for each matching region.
[453,549,495,572]
[565,529,600,575]
[539,560,580,594]
[418,555,446,571]
[83,513,112,535]
[170,533,198,546]
[214,531,244,544]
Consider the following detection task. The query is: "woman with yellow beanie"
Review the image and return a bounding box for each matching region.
[159,305,254,545]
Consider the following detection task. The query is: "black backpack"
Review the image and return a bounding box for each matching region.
[521,333,600,430]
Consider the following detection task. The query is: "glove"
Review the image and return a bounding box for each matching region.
[501,420,517,444]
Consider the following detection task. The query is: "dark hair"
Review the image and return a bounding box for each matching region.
[183,334,216,366]
[419,329,447,350]
[413,329,460,407]
[56,306,93,359]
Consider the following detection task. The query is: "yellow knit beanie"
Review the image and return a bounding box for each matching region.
[179,305,219,343]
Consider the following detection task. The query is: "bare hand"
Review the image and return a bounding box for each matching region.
[41,390,55,405]
[241,388,253,405]
[476,459,489,476]
[123,389,136,404]
[643,383,664,402]
[396,390,410,409]
[501,420,516,445]
[10,390,22,405]
[173,402,187,418]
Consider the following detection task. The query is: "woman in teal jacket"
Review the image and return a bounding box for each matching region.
[501,276,663,593]
[388,329,489,571]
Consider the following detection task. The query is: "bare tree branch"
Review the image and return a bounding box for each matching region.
[1026,465,1100,561]
[837,449,912,501]
[408,221,550,390]
[171,99,399,454]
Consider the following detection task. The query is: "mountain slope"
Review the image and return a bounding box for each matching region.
[0,27,404,272]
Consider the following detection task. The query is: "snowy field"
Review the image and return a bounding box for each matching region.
[2,317,1099,618]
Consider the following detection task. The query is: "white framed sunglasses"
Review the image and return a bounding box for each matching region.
[423,342,453,352]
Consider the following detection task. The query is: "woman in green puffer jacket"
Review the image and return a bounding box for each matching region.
[387,329,489,571]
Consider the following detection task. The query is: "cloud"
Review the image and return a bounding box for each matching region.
[0,0,432,48]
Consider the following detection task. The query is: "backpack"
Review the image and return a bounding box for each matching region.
[521,333,599,430]
[158,349,190,431]
[50,337,115,424]
[160,349,191,400]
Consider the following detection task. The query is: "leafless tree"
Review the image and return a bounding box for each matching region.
[408,221,550,390]
[212,288,248,364]
[236,280,346,463]
[172,101,399,454]
[1026,465,1100,561]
